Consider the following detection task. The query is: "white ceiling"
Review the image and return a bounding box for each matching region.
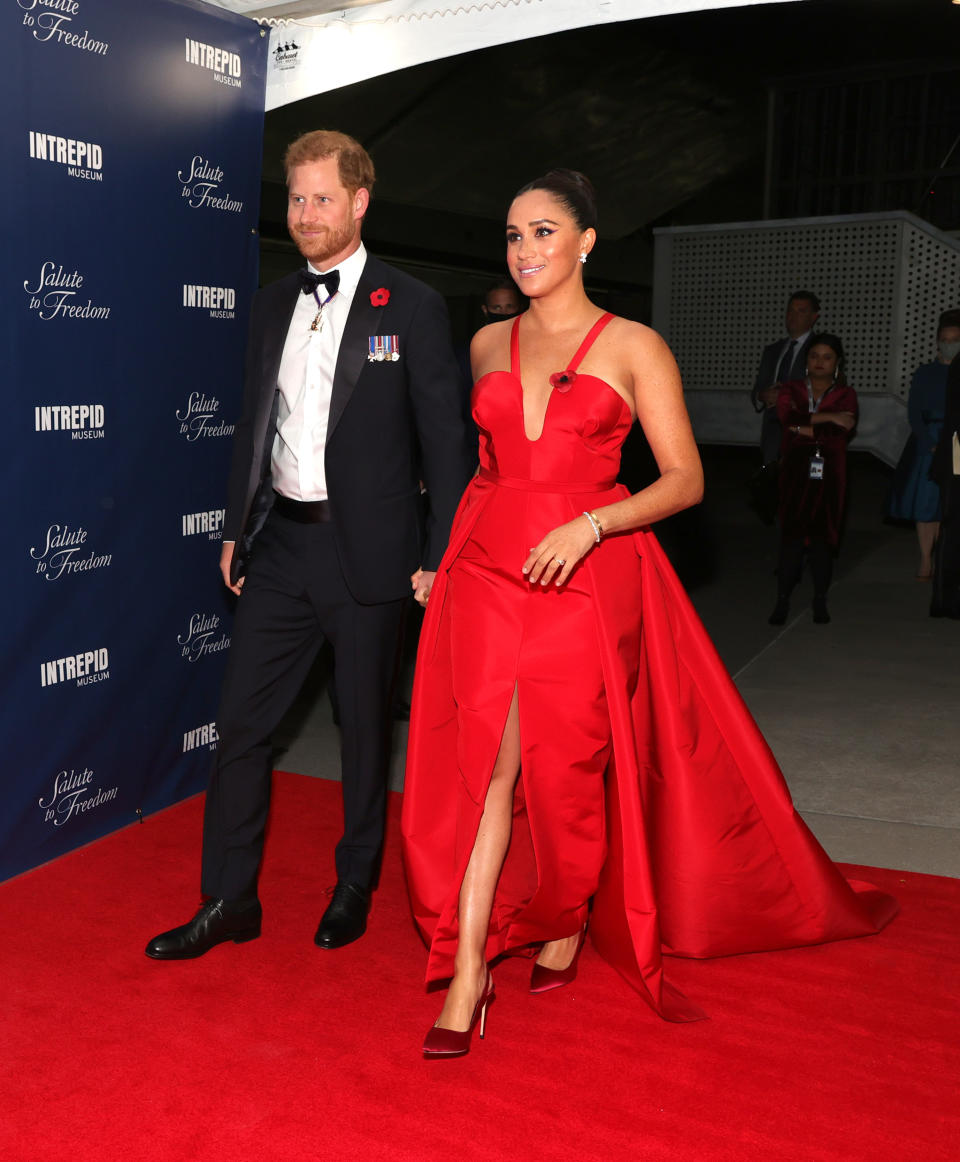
[206,0,383,19]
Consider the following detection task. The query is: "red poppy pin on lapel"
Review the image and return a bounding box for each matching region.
[370,287,390,307]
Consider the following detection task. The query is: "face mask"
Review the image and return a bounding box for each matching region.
[938,340,960,363]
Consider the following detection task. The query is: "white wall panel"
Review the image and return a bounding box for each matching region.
[653,212,960,465]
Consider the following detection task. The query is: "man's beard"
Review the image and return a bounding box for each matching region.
[291,219,357,267]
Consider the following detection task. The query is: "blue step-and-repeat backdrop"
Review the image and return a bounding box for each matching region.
[2,0,268,880]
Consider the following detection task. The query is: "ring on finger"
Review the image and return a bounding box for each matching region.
[555,557,566,566]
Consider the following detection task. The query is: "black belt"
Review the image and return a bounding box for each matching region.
[272,492,332,523]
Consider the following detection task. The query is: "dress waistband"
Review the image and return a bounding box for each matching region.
[479,467,617,493]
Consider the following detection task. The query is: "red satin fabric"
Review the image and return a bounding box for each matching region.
[777,380,858,546]
[401,317,896,1022]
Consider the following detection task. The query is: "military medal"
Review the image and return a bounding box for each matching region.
[368,334,400,362]
[308,286,337,333]
[299,269,340,333]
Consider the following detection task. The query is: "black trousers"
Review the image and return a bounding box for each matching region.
[760,406,782,466]
[201,512,406,903]
[776,535,834,599]
[932,477,960,617]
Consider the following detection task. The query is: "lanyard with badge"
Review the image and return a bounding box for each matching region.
[806,379,829,481]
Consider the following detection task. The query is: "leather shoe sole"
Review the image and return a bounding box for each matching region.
[145,898,262,960]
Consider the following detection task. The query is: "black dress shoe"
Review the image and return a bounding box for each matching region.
[768,596,790,626]
[314,883,369,949]
[145,898,262,960]
[812,598,831,624]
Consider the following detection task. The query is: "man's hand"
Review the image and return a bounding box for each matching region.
[220,541,243,595]
[411,568,436,607]
[758,385,780,408]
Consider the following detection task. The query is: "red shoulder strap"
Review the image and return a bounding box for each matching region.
[568,312,615,372]
[510,316,522,378]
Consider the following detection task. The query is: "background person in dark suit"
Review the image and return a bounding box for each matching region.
[456,278,527,467]
[479,277,524,324]
[751,290,821,466]
[147,130,471,960]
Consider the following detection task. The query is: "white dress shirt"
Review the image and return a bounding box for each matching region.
[272,243,367,501]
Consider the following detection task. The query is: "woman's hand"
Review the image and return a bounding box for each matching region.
[804,411,855,434]
[522,516,598,587]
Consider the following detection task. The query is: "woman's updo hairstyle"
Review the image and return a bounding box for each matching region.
[514,168,598,233]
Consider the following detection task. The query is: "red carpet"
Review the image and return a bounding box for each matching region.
[2,771,957,1162]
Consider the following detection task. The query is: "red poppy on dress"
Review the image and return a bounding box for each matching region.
[370,287,390,307]
[549,370,577,393]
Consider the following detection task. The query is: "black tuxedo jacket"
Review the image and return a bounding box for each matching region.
[751,335,812,412]
[751,335,813,463]
[223,254,471,604]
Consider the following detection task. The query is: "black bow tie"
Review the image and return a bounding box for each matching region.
[300,268,340,297]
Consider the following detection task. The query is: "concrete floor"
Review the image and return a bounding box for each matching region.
[274,446,960,878]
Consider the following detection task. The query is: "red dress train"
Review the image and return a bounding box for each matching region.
[401,314,896,1022]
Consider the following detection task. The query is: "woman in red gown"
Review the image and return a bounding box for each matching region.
[401,171,896,1057]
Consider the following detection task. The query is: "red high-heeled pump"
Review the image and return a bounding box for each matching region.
[529,926,587,994]
[422,974,495,1059]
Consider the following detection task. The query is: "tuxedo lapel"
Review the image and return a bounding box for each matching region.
[328,258,386,440]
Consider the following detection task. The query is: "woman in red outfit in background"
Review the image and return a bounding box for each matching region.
[402,175,894,1059]
[769,335,857,626]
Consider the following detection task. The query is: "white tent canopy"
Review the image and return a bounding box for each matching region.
[209,0,801,110]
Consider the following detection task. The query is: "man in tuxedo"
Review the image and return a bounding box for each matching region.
[147,130,471,959]
[751,290,820,465]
